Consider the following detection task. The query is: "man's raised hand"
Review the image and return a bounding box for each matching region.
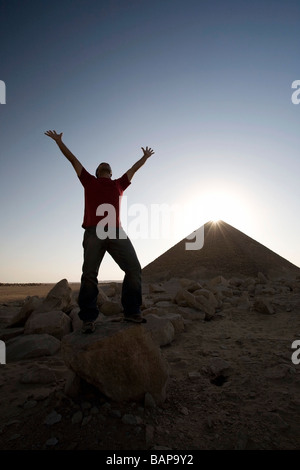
[142,146,155,159]
[45,130,63,142]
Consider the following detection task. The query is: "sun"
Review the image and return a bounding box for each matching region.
[183,186,251,230]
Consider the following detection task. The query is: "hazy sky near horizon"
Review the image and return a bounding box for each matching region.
[1,0,300,282]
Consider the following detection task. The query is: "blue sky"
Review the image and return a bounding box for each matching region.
[0,0,300,282]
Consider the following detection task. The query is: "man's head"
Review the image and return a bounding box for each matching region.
[95,162,112,179]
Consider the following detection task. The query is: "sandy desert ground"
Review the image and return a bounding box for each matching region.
[0,275,299,452]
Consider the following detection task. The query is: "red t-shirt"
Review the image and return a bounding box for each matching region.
[78,167,131,228]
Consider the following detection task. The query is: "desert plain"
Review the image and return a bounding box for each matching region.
[0,221,300,451]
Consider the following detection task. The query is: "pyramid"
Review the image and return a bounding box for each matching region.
[142,220,300,282]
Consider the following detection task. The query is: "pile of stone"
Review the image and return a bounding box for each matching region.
[0,273,298,405]
[0,279,172,404]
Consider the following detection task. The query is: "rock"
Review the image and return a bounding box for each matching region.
[23,399,37,409]
[179,279,203,292]
[174,289,198,308]
[160,313,185,334]
[236,292,251,310]
[99,300,123,316]
[69,307,82,331]
[174,288,217,320]
[44,410,62,425]
[45,437,58,446]
[0,306,22,328]
[149,283,166,293]
[144,314,175,346]
[24,310,72,339]
[179,406,189,416]
[20,364,57,384]
[188,371,202,380]
[122,414,138,425]
[213,286,233,300]
[229,277,245,288]
[154,301,174,308]
[142,308,185,332]
[33,279,73,314]
[0,327,24,341]
[253,299,275,315]
[207,357,231,377]
[61,321,169,404]
[187,282,204,292]
[193,289,218,319]
[105,282,122,297]
[9,296,42,327]
[6,334,61,362]
[97,288,108,306]
[261,286,276,295]
[208,276,229,288]
[176,306,206,321]
[64,370,82,398]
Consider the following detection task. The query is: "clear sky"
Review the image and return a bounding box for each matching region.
[0,0,300,283]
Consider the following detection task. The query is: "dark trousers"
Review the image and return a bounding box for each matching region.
[78,226,142,322]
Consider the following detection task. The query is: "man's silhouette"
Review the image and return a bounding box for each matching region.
[45,130,154,333]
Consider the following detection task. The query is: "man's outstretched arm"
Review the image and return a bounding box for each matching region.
[44,130,83,177]
[126,146,155,182]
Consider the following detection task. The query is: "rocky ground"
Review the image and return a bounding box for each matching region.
[0,275,300,451]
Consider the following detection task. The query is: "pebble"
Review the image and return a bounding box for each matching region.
[45,437,58,446]
[121,414,137,425]
[180,406,189,416]
[44,410,62,426]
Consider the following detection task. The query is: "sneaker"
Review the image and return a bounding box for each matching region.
[81,321,96,333]
[124,314,147,324]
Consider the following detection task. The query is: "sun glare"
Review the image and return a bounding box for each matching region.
[184,186,251,230]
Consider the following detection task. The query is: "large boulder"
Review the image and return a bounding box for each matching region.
[24,310,72,339]
[174,288,218,320]
[144,314,175,347]
[193,289,219,319]
[33,279,73,314]
[6,334,61,362]
[0,306,22,328]
[7,296,42,327]
[253,298,275,315]
[99,300,123,316]
[61,322,169,404]
[97,287,109,306]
